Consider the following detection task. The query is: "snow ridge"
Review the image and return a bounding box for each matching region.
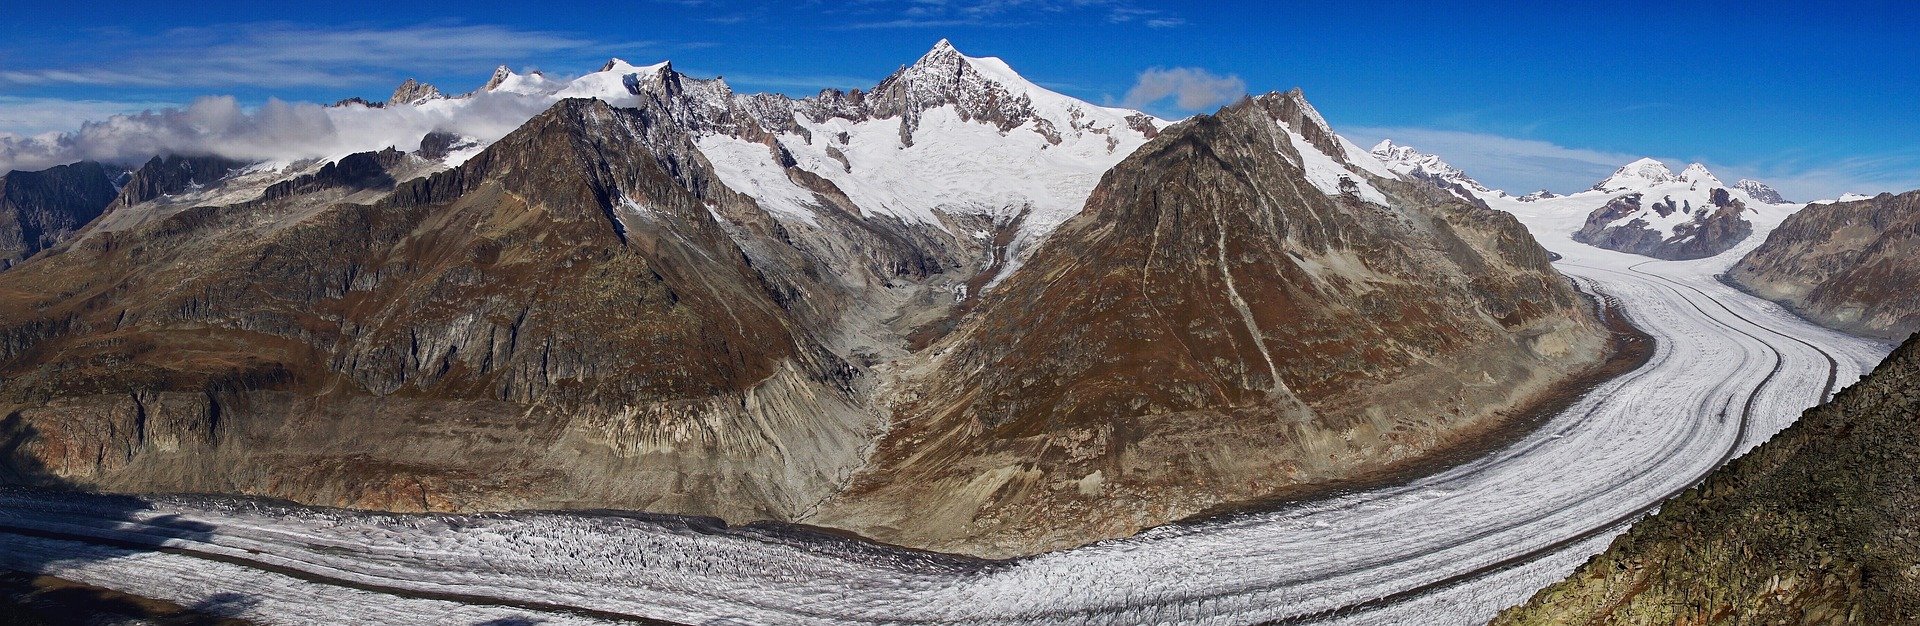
[1369,139,1506,201]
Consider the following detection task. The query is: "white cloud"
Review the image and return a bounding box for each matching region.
[0,92,559,175]
[1121,67,1245,111]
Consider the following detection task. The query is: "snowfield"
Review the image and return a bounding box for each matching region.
[0,198,1891,624]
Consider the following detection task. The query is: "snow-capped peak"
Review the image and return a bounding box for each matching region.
[1592,158,1681,192]
[1369,139,1505,200]
[481,66,514,92]
[1735,178,1787,204]
[1678,162,1722,188]
[388,79,445,106]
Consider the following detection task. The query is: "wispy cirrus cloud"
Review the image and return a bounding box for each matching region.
[0,97,179,137]
[832,0,1185,29]
[0,23,631,90]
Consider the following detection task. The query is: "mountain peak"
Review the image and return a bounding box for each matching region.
[388,78,445,106]
[1369,139,1504,199]
[1593,157,1679,192]
[1736,178,1788,204]
[911,38,967,70]
[1679,162,1723,187]
[599,57,666,74]
[481,65,514,92]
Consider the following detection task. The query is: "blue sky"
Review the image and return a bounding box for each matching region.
[3,0,1916,199]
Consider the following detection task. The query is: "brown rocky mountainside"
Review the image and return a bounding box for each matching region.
[0,71,1608,556]
[1728,189,1920,340]
[0,97,879,521]
[811,92,1608,556]
[1493,332,1920,625]
[0,161,119,268]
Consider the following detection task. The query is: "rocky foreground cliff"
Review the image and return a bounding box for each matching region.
[1728,189,1920,340]
[0,42,1608,557]
[1494,333,1920,625]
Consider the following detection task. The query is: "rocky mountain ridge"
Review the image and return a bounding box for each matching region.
[1370,140,1506,201]
[1728,189,1920,340]
[0,161,119,267]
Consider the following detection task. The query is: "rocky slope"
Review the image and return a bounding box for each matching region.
[812,92,1608,556]
[0,42,1610,557]
[1494,332,1920,625]
[1726,190,1920,340]
[0,96,883,522]
[0,161,119,268]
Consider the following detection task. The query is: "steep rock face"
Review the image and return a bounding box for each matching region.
[387,79,445,106]
[108,155,247,213]
[1728,190,1920,340]
[813,93,1609,556]
[1573,185,1755,260]
[0,162,119,267]
[1495,333,1920,625]
[0,97,881,522]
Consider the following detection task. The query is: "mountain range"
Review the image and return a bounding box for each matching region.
[0,41,1623,558]
[0,39,1911,567]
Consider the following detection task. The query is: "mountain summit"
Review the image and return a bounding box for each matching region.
[1370,139,1505,200]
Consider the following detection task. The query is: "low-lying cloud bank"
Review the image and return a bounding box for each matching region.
[0,92,558,174]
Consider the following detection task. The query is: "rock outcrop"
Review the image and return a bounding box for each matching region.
[1494,332,1920,625]
[387,78,445,106]
[108,154,246,212]
[0,161,118,267]
[1573,186,1755,260]
[1728,190,1920,340]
